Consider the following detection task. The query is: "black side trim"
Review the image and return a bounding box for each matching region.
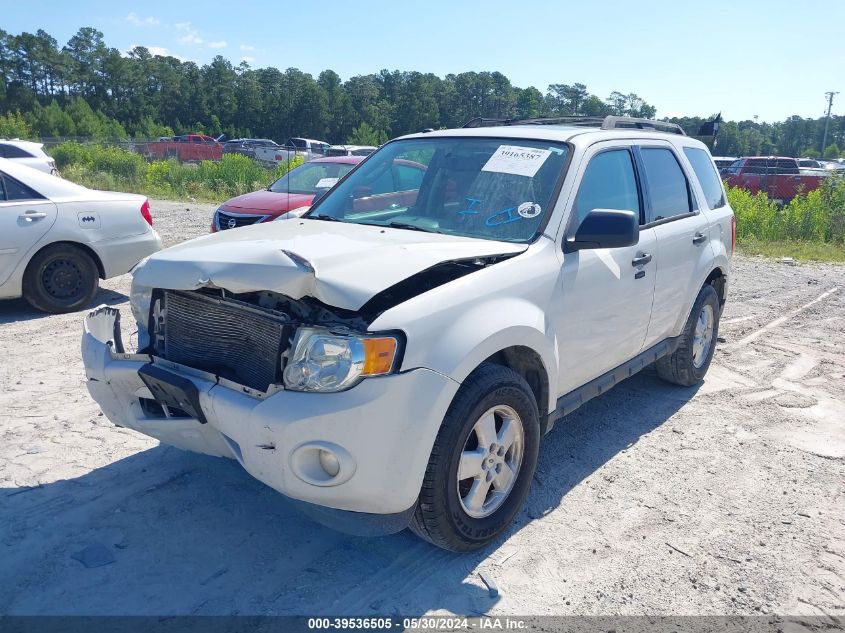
[640,211,697,230]
[549,336,680,430]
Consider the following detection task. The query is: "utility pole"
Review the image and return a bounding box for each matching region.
[821,91,838,157]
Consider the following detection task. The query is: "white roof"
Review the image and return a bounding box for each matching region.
[0,157,143,203]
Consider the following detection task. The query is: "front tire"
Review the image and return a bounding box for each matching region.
[22,244,99,314]
[409,363,540,552]
[656,283,720,386]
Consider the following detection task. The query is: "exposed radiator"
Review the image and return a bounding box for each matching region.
[163,290,291,392]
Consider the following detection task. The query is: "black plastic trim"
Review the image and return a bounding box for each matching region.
[549,336,680,430]
[640,211,697,230]
[288,497,416,536]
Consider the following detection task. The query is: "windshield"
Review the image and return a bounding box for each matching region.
[269,161,356,194]
[306,137,570,243]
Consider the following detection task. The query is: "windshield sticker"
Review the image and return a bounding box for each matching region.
[517,202,542,218]
[548,146,565,155]
[481,145,552,178]
[315,177,339,189]
[458,197,482,215]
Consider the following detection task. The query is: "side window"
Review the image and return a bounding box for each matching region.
[683,147,726,209]
[640,148,693,222]
[395,164,424,191]
[0,176,6,199]
[0,144,7,158]
[0,172,44,201]
[745,159,767,175]
[2,144,34,159]
[572,149,641,227]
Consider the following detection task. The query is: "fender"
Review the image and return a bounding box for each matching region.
[371,243,561,416]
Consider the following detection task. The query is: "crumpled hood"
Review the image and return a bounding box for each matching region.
[221,190,313,214]
[133,219,527,310]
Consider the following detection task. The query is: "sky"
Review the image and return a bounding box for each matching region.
[3,0,843,123]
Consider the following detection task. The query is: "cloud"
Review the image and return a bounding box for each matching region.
[175,21,203,45]
[125,12,160,26]
[240,44,255,51]
[207,41,227,49]
[241,56,255,63]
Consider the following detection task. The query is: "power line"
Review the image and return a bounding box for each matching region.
[821,91,838,156]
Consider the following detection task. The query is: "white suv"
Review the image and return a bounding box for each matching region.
[0,140,58,175]
[82,116,734,551]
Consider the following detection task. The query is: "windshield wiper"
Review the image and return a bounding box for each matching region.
[308,214,342,222]
[386,221,438,233]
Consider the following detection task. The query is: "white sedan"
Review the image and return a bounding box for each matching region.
[0,158,162,313]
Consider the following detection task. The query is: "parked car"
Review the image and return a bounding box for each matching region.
[142,134,223,162]
[284,137,331,157]
[82,116,733,551]
[222,138,281,159]
[796,158,828,176]
[211,155,426,231]
[326,145,378,157]
[712,156,737,171]
[0,139,59,175]
[723,156,827,203]
[0,158,161,313]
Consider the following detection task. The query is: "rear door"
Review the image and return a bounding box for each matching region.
[638,143,714,347]
[0,171,58,287]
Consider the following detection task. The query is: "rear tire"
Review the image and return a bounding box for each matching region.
[22,244,99,314]
[656,283,720,386]
[409,363,540,552]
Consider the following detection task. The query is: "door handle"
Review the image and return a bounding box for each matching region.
[631,253,652,267]
[692,232,707,245]
[20,211,48,221]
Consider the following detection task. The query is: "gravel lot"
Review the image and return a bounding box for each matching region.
[0,199,843,617]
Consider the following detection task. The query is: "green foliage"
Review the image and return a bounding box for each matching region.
[346,122,387,146]
[0,110,31,137]
[727,178,845,246]
[823,143,840,159]
[0,26,660,144]
[48,141,300,201]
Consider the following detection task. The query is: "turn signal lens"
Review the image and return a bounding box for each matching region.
[362,337,398,376]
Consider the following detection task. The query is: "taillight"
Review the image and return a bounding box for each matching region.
[141,199,153,226]
[275,153,283,160]
[730,215,736,255]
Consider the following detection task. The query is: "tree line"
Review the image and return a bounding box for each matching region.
[0,26,842,158]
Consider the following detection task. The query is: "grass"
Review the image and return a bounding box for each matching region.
[736,237,845,262]
[49,141,301,203]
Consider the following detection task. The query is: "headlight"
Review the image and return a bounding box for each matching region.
[283,327,399,392]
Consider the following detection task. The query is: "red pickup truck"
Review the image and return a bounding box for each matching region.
[723,156,827,204]
[142,134,223,162]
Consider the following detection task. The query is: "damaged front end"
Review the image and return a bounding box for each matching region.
[139,286,400,395]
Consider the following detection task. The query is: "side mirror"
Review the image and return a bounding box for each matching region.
[564,209,639,252]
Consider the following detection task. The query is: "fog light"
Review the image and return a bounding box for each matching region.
[318,449,341,477]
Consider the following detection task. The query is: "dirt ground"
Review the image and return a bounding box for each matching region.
[0,199,843,617]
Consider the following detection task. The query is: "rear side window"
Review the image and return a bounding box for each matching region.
[0,172,45,201]
[641,148,693,222]
[573,149,641,227]
[683,147,726,209]
[1,143,34,159]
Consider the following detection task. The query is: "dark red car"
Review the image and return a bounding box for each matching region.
[212,156,427,232]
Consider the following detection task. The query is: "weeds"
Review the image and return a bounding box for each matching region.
[49,141,301,202]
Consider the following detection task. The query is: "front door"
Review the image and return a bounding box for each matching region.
[554,143,657,395]
[0,171,58,288]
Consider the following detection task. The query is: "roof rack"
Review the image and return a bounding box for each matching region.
[462,115,686,136]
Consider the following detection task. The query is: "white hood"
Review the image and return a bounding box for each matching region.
[133,219,527,310]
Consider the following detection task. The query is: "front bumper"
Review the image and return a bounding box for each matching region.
[81,307,459,517]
